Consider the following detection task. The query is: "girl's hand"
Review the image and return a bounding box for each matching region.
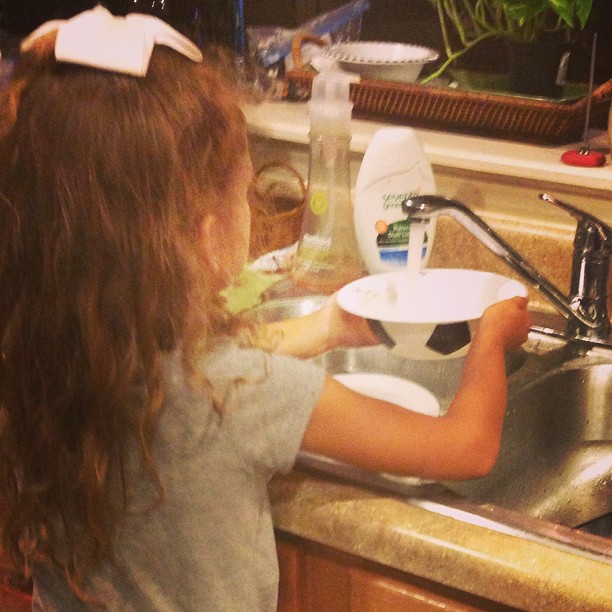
[261,292,380,358]
[477,296,531,351]
[317,292,380,352]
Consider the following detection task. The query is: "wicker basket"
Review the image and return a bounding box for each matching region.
[286,34,612,145]
[248,162,306,259]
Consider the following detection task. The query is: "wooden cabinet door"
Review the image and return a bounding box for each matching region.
[277,539,300,612]
[300,547,351,612]
[350,567,483,612]
[276,533,517,612]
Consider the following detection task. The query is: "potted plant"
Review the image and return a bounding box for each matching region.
[423,0,594,96]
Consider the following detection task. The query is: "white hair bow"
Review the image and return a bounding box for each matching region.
[20,5,203,77]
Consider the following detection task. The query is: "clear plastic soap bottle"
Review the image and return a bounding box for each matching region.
[291,65,364,293]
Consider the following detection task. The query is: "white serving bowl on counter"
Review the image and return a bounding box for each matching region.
[323,41,439,83]
[337,269,527,360]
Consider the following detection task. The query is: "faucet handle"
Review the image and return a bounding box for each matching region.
[540,194,611,342]
[539,193,612,246]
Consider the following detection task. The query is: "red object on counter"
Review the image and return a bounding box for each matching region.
[561,148,607,167]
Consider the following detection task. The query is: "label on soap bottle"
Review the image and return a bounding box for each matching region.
[375,215,430,267]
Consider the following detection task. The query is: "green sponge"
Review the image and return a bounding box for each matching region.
[220,268,283,314]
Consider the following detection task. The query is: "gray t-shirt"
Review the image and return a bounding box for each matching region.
[32,343,325,611]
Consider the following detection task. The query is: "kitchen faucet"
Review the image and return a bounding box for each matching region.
[402,193,612,345]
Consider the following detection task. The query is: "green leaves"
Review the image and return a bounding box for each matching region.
[501,0,593,29]
[502,1,547,24]
[424,0,593,80]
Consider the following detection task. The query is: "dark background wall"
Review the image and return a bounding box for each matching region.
[1,0,610,83]
[244,0,611,84]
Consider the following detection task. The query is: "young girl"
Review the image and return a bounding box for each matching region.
[0,7,531,611]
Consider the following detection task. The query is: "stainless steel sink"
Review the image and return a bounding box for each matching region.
[447,361,612,527]
[247,297,612,562]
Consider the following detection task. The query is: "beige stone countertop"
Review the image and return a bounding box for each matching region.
[270,468,612,612]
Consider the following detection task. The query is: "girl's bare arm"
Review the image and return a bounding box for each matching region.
[300,297,531,481]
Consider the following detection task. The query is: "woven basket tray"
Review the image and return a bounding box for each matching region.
[285,68,612,145]
[248,161,306,259]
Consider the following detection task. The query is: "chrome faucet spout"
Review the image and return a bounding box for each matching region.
[402,194,612,343]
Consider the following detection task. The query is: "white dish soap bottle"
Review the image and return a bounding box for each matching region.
[353,127,436,275]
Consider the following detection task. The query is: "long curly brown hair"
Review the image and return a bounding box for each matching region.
[0,35,249,597]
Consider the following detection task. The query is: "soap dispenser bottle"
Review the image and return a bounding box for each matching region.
[353,127,437,275]
[291,65,364,293]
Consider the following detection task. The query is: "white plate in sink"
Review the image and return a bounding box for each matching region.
[333,373,440,416]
